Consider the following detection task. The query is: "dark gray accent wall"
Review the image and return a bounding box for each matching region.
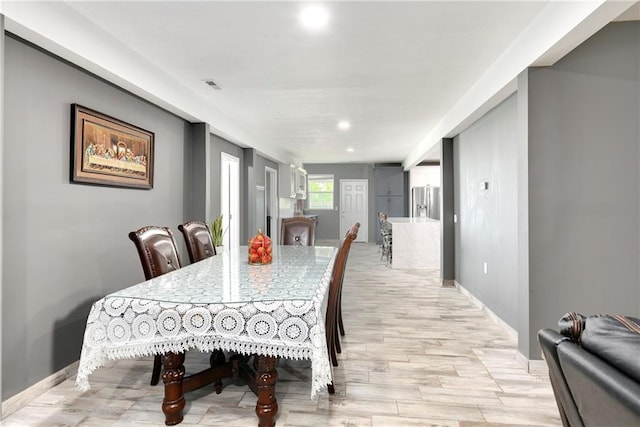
[453,94,519,329]
[185,123,210,222]
[2,36,194,399]
[303,163,375,241]
[526,21,640,357]
[516,70,531,358]
[441,138,454,282]
[244,149,256,239]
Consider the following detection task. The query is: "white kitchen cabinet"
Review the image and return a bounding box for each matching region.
[279,164,307,199]
[294,167,307,199]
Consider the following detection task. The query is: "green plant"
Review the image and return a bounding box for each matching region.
[211,215,226,247]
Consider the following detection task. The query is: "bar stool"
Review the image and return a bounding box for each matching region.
[380,216,392,266]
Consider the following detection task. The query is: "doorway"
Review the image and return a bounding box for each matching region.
[340,179,368,242]
[255,185,265,233]
[265,167,278,243]
[221,152,240,249]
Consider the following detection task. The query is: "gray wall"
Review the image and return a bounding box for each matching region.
[453,22,640,360]
[453,94,519,329]
[246,152,278,238]
[525,21,640,356]
[185,123,210,222]
[441,139,455,281]
[255,154,278,188]
[2,36,195,399]
[255,154,278,238]
[303,163,375,241]
[205,139,276,244]
[208,132,245,243]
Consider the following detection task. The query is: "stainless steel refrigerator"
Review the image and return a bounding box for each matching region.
[411,185,440,220]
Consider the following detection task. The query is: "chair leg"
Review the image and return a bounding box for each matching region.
[150,354,162,385]
[329,319,339,366]
[327,314,339,366]
[335,323,342,354]
[327,382,335,394]
[331,341,339,367]
[337,292,345,337]
[335,284,344,353]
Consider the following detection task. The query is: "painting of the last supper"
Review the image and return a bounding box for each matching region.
[71,104,154,189]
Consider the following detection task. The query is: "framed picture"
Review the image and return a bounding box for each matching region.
[71,104,154,189]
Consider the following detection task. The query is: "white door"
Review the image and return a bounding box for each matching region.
[221,153,240,249]
[340,179,368,242]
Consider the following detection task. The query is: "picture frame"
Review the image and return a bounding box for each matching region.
[71,104,154,189]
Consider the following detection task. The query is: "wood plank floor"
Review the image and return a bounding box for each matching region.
[3,242,561,426]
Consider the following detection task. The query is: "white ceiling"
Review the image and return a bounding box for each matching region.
[3,1,638,167]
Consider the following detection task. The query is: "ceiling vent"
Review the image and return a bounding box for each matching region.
[204,79,221,90]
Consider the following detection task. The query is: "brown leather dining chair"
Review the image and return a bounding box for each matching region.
[325,226,358,394]
[335,222,360,353]
[128,225,183,385]
[177,220,216,264]
[280,217,316,246]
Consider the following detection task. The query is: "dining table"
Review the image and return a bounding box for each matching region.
[76,244,337,426]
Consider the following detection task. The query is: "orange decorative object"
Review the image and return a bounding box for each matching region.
[248,230,273,265]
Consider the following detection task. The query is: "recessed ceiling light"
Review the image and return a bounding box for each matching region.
[300,4,329,30]
[346,147,355,153]
[338,120,351,131]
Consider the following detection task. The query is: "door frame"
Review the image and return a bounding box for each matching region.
[340,179,369,242]
[265,166,278,243]
[221,152,240,249]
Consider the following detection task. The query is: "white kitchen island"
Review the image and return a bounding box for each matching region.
[387,217,440,270]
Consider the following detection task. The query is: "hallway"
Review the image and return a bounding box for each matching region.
[3,242,561,426]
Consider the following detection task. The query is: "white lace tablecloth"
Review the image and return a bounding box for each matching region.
[76,245,337,399]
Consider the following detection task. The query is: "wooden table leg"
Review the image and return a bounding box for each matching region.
[254,355,278,427]
[162,352,186,426]
[210,349,226,394]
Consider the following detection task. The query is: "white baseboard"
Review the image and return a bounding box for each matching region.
[441,279,455,287]
[454,280,518,342]
[515,352,549,376]
[453,280,545,374]
[2,360,79,417]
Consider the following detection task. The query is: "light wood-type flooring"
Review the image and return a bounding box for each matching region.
[3,242,561,426]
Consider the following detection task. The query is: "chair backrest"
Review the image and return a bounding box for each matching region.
[341,224,359,282]
[280,217,316,246]
[325,229,357,337]
[128,226,182,280]
[178,221,216,263]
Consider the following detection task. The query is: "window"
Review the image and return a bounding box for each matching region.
[307,174,334,210]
